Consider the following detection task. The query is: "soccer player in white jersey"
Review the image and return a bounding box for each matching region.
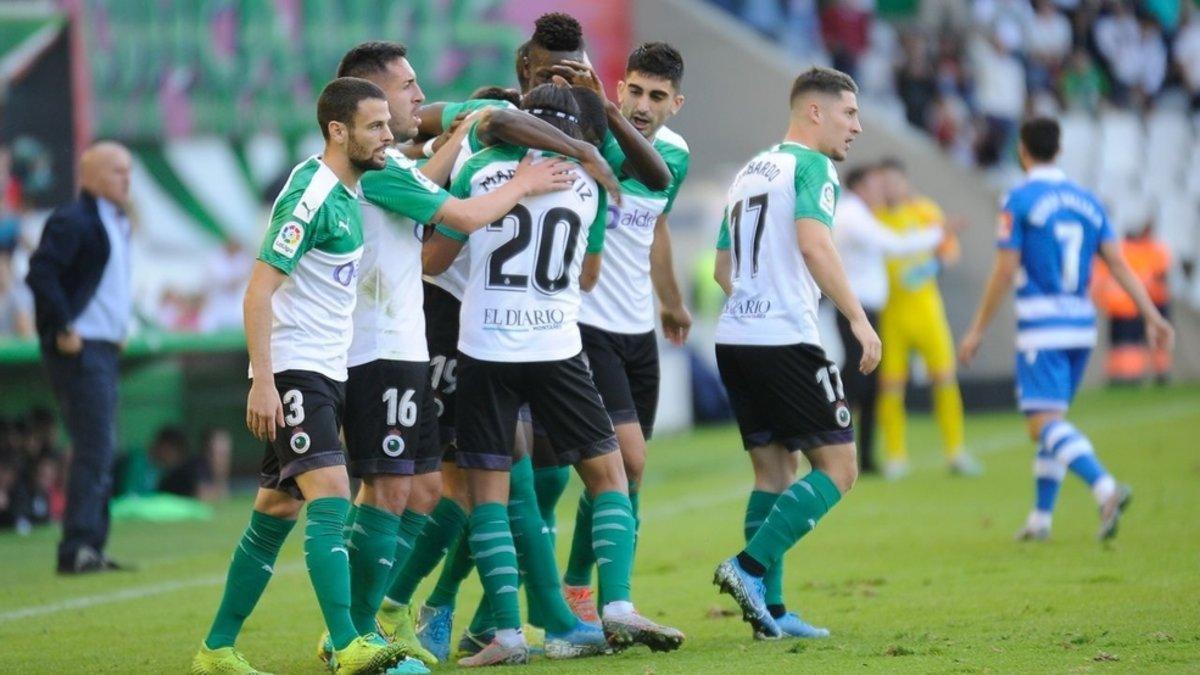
[191,78,411,675]
[301,42,576,670]
[958,117,1172,541]
[554,41,693,624]
[710,67,881,641]
[423,83,684,666]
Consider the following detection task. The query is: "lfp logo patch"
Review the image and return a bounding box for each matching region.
[273,221,305,258]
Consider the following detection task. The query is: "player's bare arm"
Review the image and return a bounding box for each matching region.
[796,217,880,373]
[958,248,1020,366]
[474,106,622,200]
[551,59,671,190]
[433,155,576,233]
[580,252,602,292]
[243,260,287,441]
[714,249,733,296]
[650,213,691,345]
[1099,240,1175,353]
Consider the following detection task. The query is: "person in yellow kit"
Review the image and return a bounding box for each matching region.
[873,159,981,479]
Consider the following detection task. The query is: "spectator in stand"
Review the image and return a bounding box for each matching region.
[1027,0,1074,94]
[0,248,34,337]
[820,0,872,80]
[1174,5,1200,111]
[896,30,937,129]
[0,450,21,530]
[1059,48,1109,113]
[198,238,251,332]
[199,427,233,501]
[152,425,225,501]
[969,29,1027,166]
[1093,1,1166,106]
[1093,219,1172,385]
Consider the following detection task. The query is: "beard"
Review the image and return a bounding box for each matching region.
[348,137,386,171]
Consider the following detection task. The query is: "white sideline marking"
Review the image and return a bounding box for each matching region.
[0,563,303,624]
[3,398,1193,624]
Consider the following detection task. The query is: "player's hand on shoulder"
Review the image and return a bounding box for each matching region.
[579,145,621,203]
[660,304,693,346]
[514,154,577,197]
[851,316,881,374]
[246,380,284,442]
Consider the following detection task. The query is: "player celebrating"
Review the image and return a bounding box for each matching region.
[310,42,578,670]
[958,117,1172,541]
[191,77,408,675]
[557,41,692,625]
[710,67,879,640]
[426,83,684,666]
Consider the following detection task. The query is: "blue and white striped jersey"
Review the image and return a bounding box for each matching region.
[998,166,1116,351]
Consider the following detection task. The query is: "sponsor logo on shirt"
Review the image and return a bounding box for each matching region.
[819,182,836,216]
[722,297,772,319]
[482,307,566,331]
[411,167,442,194]
[272,221,305,258]
[608,205,657,230]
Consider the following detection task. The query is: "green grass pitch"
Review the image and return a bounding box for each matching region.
[2,384,1197,672]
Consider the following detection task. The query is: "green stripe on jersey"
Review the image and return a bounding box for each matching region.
[257,157,363,275]
[360,148,451,224]
[775,141,840,228]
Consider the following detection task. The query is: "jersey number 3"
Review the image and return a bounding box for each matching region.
[486,204,582,294]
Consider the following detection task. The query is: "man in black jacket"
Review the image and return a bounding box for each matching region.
[26,141,134,574]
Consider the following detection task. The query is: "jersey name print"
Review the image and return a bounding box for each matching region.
[448,144,607,362]
[715,142,840,347]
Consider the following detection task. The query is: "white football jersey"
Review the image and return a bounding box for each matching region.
[447,144,607,362]
[714,142,841,347]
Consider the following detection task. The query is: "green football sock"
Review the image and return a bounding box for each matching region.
[592,491,636,606]
[468,502,521,630]
[305,497,358,650]
[743,471,842,572]
[744,490,784,607]
[386,509,429,591]
[385,497,466,605]
[203,510,294,649]
[348,504,403,635]
[343,504,359,546]
[533,465,570,546]
[562,492,595,586]
[511,456,577,633]
[427,524,473,608]
[468,593,495,635]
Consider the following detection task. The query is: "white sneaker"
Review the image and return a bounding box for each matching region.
[883,460,910,481]
[948,453,984,477]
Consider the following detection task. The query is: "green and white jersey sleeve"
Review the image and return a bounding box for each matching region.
[350,148,451,366]
[715,142,840,348]
[255,156,364,381]
[449,144,606,363]
[580,125,690,334]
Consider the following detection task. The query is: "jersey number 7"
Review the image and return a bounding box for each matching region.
[730,194,769,278]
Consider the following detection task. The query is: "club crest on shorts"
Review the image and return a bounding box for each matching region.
[382,431,405,457]
[290,430,311,454]
[835,403,852,428]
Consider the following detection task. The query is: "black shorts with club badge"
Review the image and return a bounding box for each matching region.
[423,281,461,460]
[455,352,619,471]
[344,359,441,477]
[715,342,855,452]
[258,369,348,500]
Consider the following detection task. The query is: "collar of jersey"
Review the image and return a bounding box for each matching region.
[314,154,360,195]
[1026,165,1066,183]
[778,140,812,151]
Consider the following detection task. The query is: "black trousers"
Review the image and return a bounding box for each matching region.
[837,309,880,472]
[44,340,120,567]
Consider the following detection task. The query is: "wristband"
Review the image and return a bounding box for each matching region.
[422,138,437,158]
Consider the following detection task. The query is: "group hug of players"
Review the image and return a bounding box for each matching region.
[190,9,1174,675]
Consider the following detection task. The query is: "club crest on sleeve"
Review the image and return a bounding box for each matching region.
[820,182,836,216]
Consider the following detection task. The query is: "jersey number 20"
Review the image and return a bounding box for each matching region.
[486,204,582,294]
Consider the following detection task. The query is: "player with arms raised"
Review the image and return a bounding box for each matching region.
[191,77,409,675]
[710,67,879,641]
[958,117,1172,541]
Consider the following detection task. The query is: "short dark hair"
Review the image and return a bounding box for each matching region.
[789,66,858,105]
[531,12,583,52]
[521,83,583,140]
[844,165,873,190]
[626,42,684,89]
[336,41,408,79]
[1019,116,1061,162]
[317,77,386,140]
[571,86,608,148]
[515,40,530,91]
[877,156,906,173]
[471,85,522,107]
